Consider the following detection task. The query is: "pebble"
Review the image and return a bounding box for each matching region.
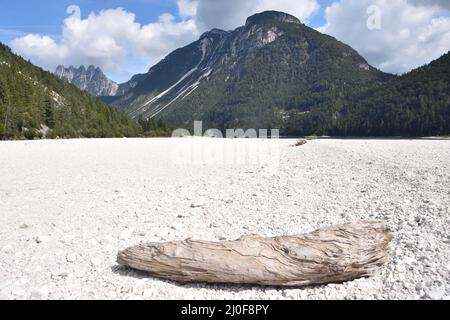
[171,223,183,230]
[87,239,99,246]
[66,254,77,263]
[11,287,26,297]
[1,244,13,253]
[120,229,133,241]
[74,268,86,278]
[35,236,50,244]
[30,290,44,300]
[190,199,207,208]
[143,289,153,298]
[132,287,143,296]
[424,286,445,300]
[91,258,102,267]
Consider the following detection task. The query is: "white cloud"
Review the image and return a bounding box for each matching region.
[178,0,199,19]
[12,34,68,62]
[319,0,450,74]
[11,7,200,81]
[194,0,320,30]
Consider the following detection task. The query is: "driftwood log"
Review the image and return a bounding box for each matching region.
[117,221,393,287]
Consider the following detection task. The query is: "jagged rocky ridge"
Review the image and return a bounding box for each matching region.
[55,65,120,97]
[55,65,150,99]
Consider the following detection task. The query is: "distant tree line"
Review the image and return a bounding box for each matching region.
[137,116,174,137]
[283,52,450,137]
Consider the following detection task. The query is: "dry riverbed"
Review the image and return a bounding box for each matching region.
[0,138,449,300]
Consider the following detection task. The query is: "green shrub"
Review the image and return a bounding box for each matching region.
[23,128,37,140]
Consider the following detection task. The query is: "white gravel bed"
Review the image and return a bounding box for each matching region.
[0,138,448,300]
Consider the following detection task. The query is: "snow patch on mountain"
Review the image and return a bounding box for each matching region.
[150,68,214,118]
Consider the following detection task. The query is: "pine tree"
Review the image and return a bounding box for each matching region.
[43,96,55,128]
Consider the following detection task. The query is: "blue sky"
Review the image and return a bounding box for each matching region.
[1,0,449,82]
[0,0,176,42]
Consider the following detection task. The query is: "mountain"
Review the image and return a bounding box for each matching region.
[55,65,119,97]
[332,51,450,136]
[109,11,394,131]
[116,73,148,96]
[0,43,141,139]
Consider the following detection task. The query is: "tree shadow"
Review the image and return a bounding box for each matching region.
[110,264,327,293]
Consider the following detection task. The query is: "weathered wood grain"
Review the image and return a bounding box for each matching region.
[117,221,393,287]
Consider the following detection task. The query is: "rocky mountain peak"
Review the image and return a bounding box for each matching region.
[245,11,301,26]
[200,28,229,40]
[54,65,118,97]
